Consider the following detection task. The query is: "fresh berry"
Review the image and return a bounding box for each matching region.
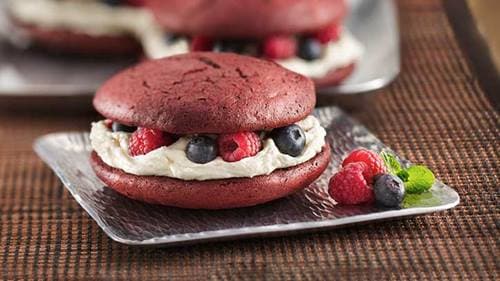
[165,33,181,44]
[297,38,323,61]
[262,36,297,59]
[342,148,386,182]
[213,40,254,54]
[373,174,405,207]
[218,132,261,162]
[328,162,375,204]
[102,0,122,6]
[190,36,213,51]
[112,122,136,133]
[128,127,174,156]
[186,136,218,164]
[104,119,113,129]
[314,24,341,44]
[271,125,306,157]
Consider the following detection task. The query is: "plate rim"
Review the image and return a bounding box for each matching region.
[320,0,400,95]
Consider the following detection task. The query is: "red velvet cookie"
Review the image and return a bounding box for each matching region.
[94,52,315,134]
[143,0,346,39]
[14,22,142,56]
[313,63,355,89]
[91,52,330,209]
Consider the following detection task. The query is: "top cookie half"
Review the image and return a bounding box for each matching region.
[93,52,315,134]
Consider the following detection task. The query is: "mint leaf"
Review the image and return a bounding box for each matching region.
[402,192,441,208]
[404,165,435,194]
[380,152,436,194]
[397,170,409,182]
[380,152,402,175]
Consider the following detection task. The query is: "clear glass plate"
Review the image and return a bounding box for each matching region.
[0,0,399,97]
[33,107,459,246]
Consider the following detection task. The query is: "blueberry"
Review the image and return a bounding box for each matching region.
[165,33,181,44]
[271,125,306,157]
[373,174,405,208]
[102,0,122,6]
[111,122,136,133]
[186,136,218,164]
[213,40,256,55]
[297,37,323,61]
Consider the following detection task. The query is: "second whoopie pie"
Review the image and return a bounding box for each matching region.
[90,52,330,209]
[141,0,363,88]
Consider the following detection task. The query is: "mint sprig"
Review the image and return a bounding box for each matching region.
[404,165,435,193]
[379,152,435,194]
[381,152,402,175]
[396,169,409,182]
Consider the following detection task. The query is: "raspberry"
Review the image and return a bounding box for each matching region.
[314,24,341,44]
[128,127,174,156]
[342,148,386,182]
[104,119,113,129]
[218,132,261,162]
[262,36,297,59]
[328,162,375,204]
[190,36,214,51]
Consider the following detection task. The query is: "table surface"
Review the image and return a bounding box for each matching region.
[0,0,498,280]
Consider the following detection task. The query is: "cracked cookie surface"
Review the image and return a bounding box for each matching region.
[93,52,315,134]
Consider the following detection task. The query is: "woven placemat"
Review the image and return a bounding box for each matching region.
[0,0,498,279]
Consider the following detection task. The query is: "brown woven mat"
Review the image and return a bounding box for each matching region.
[0,0,498,280]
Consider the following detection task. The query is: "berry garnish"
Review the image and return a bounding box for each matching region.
[328,162,375,205]
[218,132,261,162]
[373,174,405,207]
[128,127,174,156]
[328,149,437,206]
[271,125,306,157]
[186,136,218,164]
[297,38,323,61]
[314,24,341,44]
[190,36,213,51]
[342,148,386,182]
[262,36,297,59]
[111,122,136,133]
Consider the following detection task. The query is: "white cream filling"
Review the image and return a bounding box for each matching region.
[7,0,189,58]
[89,116,327,181]
[8,0,362,77]
[277,31,364,78]
[7,0,148,36]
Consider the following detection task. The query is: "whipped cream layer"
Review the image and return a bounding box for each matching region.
[277,31,363,78]
[90,116,327,181]
[8,0,363,77]
[146,31,363,77]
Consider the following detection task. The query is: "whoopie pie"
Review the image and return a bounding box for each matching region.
[141,0,364,88]
[90,52,331,209]
[6,0,145,56]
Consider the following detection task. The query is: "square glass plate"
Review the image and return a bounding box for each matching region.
[34,107,459,246]
[0,0,398,97]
